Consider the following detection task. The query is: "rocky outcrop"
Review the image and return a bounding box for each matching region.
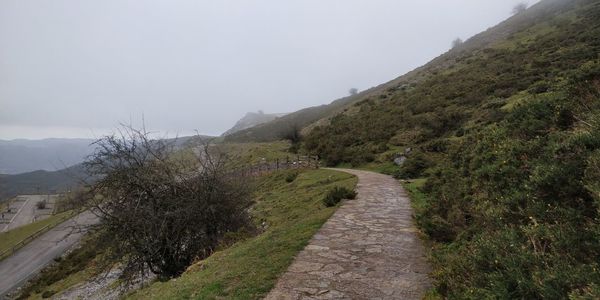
[222,111,286,136]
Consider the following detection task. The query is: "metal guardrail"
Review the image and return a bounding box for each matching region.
[0,212,73,261]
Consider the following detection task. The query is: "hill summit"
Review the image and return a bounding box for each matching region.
[222,111,286,136]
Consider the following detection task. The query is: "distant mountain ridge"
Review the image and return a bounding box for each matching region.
[0,164,88,202]
[222,111,286,136]
[0,134,216,202]
[0,138,96,174]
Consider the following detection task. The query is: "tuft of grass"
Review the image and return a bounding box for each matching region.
[322,186,357,207]
[284,171,299,183]
[126,169,357,300]
[402,178,428,213]
[402,178,444,299]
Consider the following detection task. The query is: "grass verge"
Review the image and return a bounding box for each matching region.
[216,141,296,167]
[126,169,357,299]
[401,178,443,300]
[401,178,427,213]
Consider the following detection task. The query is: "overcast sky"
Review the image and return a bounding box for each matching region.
[0,0,539,140]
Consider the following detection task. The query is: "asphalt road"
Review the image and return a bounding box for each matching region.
[0,211,98,298]
[0,197,27,232]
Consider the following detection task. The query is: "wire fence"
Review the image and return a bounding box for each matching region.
[229,155,320,177]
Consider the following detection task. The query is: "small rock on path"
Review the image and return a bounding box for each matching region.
[265,169,431,300]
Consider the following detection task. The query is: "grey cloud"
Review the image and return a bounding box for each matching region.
[0,0,539,139]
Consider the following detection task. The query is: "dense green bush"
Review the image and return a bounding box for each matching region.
[285,172,299,183]
[422,62,600,298]
[322,186,357,207]
[393,151,432,179]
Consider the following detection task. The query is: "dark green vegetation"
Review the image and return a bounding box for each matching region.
[305,0,600,169]
[296,0,600,298]
[322,186,357,207]
[401,179,428,224]
[127,169,356,299]
[284,171,299,183]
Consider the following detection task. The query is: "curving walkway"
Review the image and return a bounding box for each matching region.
[265,169,431,300]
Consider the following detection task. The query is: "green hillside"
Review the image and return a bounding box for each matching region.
[222,111,287,136]
[305,0,599,166]
[298,0,600,298]
[223,95,359,142]
[226,0,594,146]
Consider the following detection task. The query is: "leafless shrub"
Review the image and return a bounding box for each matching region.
[36,200,46,209]
[83,126,254,281]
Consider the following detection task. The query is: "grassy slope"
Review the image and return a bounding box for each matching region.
[222,112,285,136]
[300,0,600,298]
[214,141,293,166]
[223,0,578,146]
[304,0,598,167]
[402,179,427,213]
[0,211,72,255]
[223,96,359,143]
[127,169,356,299]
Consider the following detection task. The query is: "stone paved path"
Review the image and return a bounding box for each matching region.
[265,169,431,300]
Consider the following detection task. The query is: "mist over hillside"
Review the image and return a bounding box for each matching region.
[222,111,286,136]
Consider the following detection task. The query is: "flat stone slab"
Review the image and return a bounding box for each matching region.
[265,169,431,300]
